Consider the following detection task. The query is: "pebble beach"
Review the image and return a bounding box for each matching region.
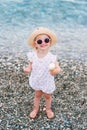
[0,53,87,130]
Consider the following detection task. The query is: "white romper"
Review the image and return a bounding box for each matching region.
[27,51,57,94]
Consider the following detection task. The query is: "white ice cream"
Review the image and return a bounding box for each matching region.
[49,63,55,70]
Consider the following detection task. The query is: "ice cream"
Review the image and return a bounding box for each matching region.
[49,63,55,70]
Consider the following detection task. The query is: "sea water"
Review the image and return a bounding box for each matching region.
[0,0,87,59]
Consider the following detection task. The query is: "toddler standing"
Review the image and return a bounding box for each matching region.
[24,27,61,119]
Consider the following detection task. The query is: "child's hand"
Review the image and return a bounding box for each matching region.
[23,62,32,74]
[23,67,31,74]
[49,62,61,76]
[49,69,58,76]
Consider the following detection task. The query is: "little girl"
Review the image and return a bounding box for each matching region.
[24,27,61,119]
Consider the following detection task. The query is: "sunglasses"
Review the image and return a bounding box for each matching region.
[36,38,50,44]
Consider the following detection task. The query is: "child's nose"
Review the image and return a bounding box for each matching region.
[42,40,46,44]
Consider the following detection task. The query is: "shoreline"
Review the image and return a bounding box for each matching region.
[0,56,87,129]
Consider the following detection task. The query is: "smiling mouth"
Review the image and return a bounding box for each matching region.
[40,44,48,47]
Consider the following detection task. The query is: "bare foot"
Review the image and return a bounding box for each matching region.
[46,109,54,119]
[29,109,38,119]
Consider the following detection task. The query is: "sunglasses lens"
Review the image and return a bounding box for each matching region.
[37,39,42,44]
[45,38,50,43]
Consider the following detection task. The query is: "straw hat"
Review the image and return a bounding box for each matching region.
[28,27,57,48]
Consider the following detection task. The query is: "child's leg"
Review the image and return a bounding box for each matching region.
[30,90,43,118]
[44,93,54,119]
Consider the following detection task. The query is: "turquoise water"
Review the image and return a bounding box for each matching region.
[0,0,87,59]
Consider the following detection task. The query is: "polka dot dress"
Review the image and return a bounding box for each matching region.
[27,51,57,94]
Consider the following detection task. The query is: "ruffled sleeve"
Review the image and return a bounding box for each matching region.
[27,51,34,62]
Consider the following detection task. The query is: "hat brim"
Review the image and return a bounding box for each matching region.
[28,27,58,48]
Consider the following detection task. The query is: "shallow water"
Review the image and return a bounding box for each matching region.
[0,0,87,59]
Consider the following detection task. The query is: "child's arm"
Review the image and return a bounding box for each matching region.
[49,61,61,76]
[23,62,32,74]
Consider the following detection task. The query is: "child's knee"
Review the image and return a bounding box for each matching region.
[35,91,43,99]
[44,93,51,100]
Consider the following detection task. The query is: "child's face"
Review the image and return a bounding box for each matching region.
[34,34,51,51]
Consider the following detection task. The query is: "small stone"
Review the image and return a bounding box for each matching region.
[0,103,3,107]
